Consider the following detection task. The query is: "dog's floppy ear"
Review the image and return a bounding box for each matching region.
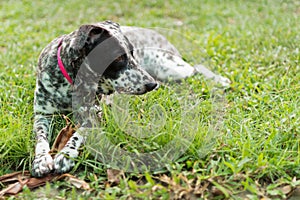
[72,24,111,52]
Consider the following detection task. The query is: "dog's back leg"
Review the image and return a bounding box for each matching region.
[138,48,231,86]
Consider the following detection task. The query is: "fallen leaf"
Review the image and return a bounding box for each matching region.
[0,171,31,183]
[26,174,59,189]
[151,184,164,192]
[279,185,292,195]
[59,174,90,190]
[49,115,77,156]
[0,181,27,196]
[0,116,85,197]
[0,172,90,197]
[158,174,175,186]
[106,169,123,186]
[194,180,209,195]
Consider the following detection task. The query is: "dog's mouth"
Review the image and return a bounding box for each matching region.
[115,82,159,95]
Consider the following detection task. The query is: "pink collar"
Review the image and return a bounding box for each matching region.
[57,38,73,85]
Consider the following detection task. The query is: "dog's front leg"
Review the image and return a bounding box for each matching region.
[32,114,54,177]
[53,130,84,173]
[53,105,98,173]
[53,76,99,173]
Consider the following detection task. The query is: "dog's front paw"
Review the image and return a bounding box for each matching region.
[53,148,78,173]
[31,154,54,177]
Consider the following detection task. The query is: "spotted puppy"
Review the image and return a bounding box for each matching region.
[32,20,230,177]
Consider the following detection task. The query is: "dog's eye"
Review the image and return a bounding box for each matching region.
[115,55,126,63]
[108,55,128,72]
[114,55,128,66]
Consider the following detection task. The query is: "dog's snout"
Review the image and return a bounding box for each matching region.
[145,82,158,92]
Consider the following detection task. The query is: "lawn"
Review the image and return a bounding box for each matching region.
[0,0,300,199]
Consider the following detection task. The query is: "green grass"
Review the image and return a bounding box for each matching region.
[1,0,300,199]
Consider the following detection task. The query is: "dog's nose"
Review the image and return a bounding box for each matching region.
[145,82,158,92]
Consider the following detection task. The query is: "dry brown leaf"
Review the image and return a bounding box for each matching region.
[59,174,90,190]
[151,184,164,192]
[0,172,90,197]
[279,185,292,195]
[194,180,209,195]
[68,176,90,190]
[178,173,193,189]
[0,116,82,197]
[159,174,175,186]
[49,115,77,156]
[26,174,59,189]
[0,182,27,196]
[0,172,59,197]
[0,171,31,183]
[0,171,58,197]
[106,169,123,186]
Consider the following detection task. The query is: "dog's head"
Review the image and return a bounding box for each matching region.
[72,21,158,95]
